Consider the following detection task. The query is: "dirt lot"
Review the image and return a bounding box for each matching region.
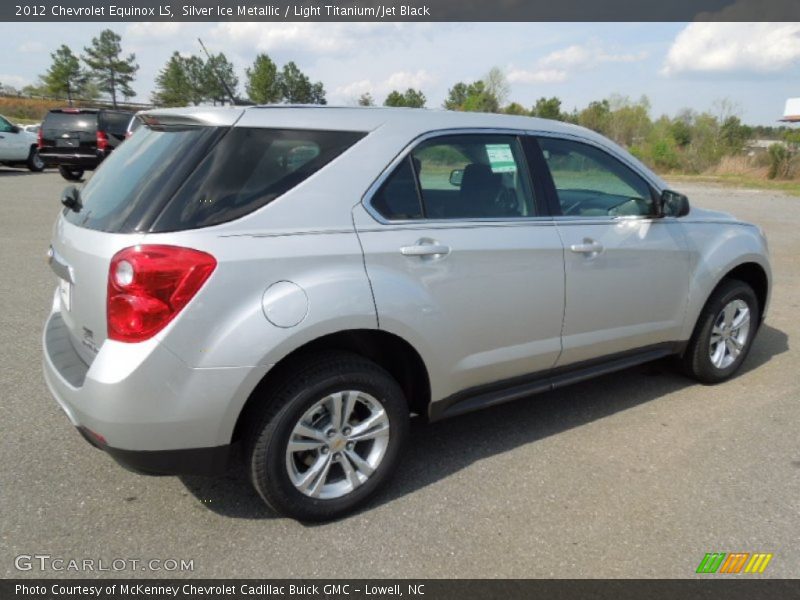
[0,170,797,578]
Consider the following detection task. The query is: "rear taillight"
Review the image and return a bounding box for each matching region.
[107,245,216,343]
[96,130,109,152]
[37,128,43,149]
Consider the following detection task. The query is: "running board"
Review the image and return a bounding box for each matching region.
[429,343,682,422]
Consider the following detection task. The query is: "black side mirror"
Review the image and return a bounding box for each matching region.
[10,125,20,134]
[659,189,690,218]
[61,185,82,212]
[449,169,464,187]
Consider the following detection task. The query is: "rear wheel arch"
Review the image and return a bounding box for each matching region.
[231,329,431,445]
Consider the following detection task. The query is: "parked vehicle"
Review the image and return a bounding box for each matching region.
[39,108,132,181]
[0,114,44,171]
[43,107,771,521]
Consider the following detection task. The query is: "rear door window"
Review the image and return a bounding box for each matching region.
[100,111,133,135]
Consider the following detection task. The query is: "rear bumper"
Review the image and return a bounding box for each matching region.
[42,297,267,473]
[77,426,234,476]
[39,152,101,169]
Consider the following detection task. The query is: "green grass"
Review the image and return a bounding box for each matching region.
[666,173,800,197]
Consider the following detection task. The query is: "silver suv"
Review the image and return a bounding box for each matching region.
[43,107,771,520]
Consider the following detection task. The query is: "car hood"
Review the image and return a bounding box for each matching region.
[682,206,738,223]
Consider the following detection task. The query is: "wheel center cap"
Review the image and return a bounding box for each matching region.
[330,437,347,453]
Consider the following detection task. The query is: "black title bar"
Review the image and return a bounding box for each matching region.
[4,0,800,22]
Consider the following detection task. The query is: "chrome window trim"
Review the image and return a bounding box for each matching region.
[361,127,664,226]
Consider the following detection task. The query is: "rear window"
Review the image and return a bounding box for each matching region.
[64,126,364,233]
[44,112,98,132]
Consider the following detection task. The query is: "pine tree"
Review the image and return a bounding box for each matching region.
[82,29,138,108]
[42,45,87,105]
[246,53,281,104]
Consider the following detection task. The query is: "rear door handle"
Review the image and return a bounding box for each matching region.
[400,243,451,257]
[570,239,604,255]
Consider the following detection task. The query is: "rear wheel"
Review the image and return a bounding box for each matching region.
[27,147,45,172]
[58,166,84,181]
[246,352,409,521]
[682,279,759,384]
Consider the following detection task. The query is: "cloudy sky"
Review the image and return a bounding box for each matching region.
[2,22,798,125]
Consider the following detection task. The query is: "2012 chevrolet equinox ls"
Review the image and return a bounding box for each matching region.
[43,107,771,521]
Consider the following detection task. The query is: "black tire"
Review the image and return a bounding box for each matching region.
[246,352,409,521]
[58,166,84,181]
[27,147,45,172]
[682,279,759,384]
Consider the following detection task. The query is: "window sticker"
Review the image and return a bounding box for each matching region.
[486,144,517,173]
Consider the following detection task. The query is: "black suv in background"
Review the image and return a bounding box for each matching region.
[39,108,133,181]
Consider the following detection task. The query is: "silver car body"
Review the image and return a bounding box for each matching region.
[43,106,771,462]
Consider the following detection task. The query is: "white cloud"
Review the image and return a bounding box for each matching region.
[539,42,647,70]
[17,41,45,54]
[335,70,437,101]
[506,40,646,86]
[0,74,30,89]
[507,68,567,84]
[211,22,395,56]
[662,23,800,75]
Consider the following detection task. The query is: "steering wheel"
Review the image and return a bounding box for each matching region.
[492,187,519,216]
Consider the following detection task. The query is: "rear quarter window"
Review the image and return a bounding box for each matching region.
[151,128,365,232]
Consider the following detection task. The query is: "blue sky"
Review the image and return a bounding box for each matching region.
[2,22,798,125]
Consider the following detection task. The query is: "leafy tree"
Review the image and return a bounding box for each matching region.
[82,29,138,108]
[41,45,87,105]
[483,67,510,107]
[203,52,238,105]
[383,88,426,108]
[577,99,611,134]
[503,102,528,115]
[720,116,751,154]
[152,52,191,107]
[246,53,281,104]
[443,80,498,113]
[357,92,374,106]
[531,97,563,120]
[278,62,326,104]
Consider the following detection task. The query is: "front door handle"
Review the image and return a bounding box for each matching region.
[570,239,604,255]
[400,243,451,257]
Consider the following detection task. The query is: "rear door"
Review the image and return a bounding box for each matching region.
[535,135,690,366]
[355,133,565,400]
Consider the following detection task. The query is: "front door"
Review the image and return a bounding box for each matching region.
[535,136,690,366]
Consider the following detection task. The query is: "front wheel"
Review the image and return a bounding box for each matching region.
[58,166,84,181]
[682,279,759,384]
[27,147,45,172]
[246,352,409,521]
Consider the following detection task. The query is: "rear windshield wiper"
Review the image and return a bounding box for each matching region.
[61,185,82,212]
